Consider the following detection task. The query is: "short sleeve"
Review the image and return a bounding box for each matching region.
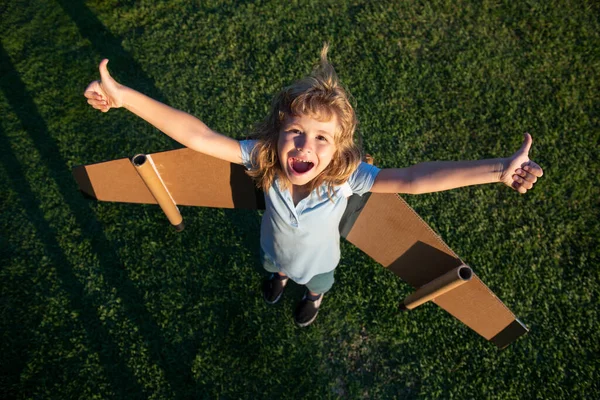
[348,162,380,196]
[239,140,259,170]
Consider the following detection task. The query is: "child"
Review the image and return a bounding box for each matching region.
[84,44,543,327]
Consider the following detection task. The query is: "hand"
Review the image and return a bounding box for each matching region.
[83,59,124,112]
[500,133,544,194]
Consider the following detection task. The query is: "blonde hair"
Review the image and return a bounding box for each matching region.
[247,43,362,196]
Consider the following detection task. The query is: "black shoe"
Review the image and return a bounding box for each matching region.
[263,273,289,304]
[294,292,323,327]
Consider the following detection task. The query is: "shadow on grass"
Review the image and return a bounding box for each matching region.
[0,98,146,400]
[54,0,165,102]
[1,130,151,398]
[1,3,268,397]
[0,41,206,399]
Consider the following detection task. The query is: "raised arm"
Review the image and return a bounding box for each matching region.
[84,59,243,165]
[370,133,543,194]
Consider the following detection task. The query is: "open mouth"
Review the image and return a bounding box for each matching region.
[290,158,314,174]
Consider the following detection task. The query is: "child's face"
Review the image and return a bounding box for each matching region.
[277,113,338,188]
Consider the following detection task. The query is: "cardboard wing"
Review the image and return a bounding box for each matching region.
[339,192,528,349]
[72,148,264,230]
[72,148,527,348]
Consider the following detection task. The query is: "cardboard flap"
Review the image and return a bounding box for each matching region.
[343,192,527,347]
[72,148,264,209]
[72,155,155,204]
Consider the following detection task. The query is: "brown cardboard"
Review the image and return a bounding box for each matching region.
[132,154,183,229]
[402,265,472,310]
[490,319,529,349]
[73,149,527,347]
[433,277,516,340]
[344,192,526,346]
[72,154,155,203]
[71,148,261,209]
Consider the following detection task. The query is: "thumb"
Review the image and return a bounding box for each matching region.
[517,132,533,155]
[99,59,113,83]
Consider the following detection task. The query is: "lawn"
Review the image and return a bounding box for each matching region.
[1,0,598,398]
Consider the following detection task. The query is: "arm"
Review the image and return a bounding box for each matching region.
[84,59,243,165]
[372,158,504,194]
[370,134,543,194]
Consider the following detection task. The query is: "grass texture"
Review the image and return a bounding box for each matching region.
[1,0,598,398]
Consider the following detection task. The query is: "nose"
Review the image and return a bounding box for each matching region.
[294,136,312,153]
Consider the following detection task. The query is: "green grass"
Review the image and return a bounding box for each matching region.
[1,0,598,398]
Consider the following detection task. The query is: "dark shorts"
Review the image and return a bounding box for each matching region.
[261,250,335,294]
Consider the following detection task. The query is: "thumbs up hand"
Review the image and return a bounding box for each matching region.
[500,133,544,194]
[84,59,124,112]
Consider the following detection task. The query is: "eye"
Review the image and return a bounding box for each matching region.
[317,135,328,142]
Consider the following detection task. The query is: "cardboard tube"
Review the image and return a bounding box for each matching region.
[132,154,184,231]
[400,265,472,310]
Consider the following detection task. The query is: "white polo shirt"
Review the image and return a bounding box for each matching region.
[240,140,380,284]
